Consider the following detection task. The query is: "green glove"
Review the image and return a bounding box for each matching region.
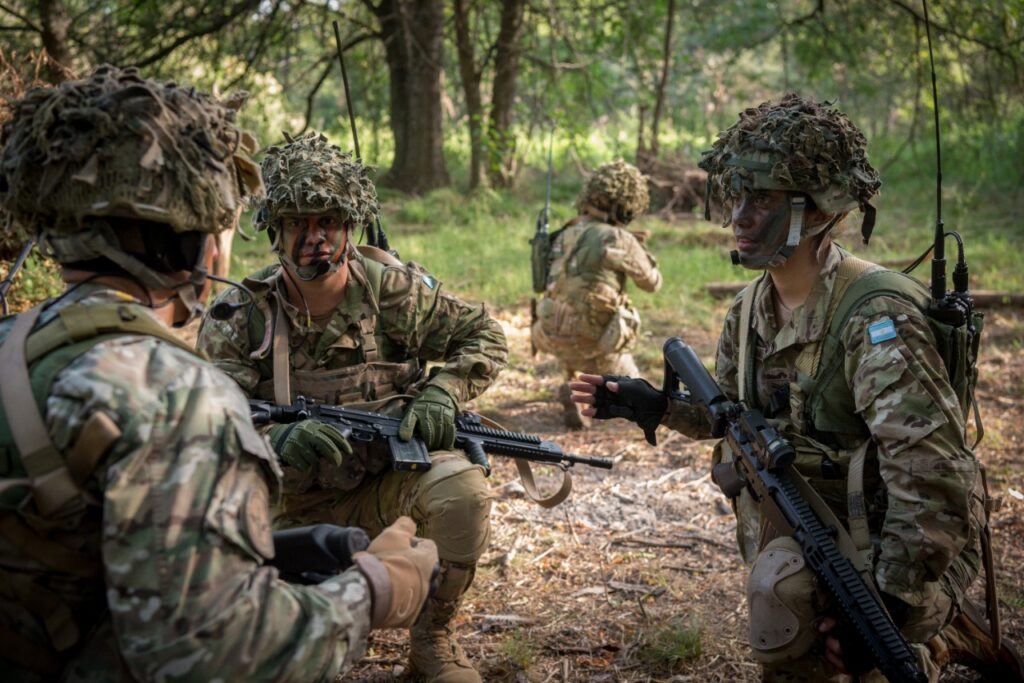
[398,385,457,451]
[267,420,353,470]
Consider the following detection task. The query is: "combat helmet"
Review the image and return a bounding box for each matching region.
[575,159,649,226]
[699,93,880,267]
[0,64,263,318]
[252,131,378,280]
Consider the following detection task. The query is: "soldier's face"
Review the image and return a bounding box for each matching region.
[730,189,793,268]
[279,213,348,267]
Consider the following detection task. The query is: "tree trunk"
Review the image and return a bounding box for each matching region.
[372,0,450,193]
[453,0,485,190]
[650,0,675,158]
[486,0,526,188]
[38,0,74,81]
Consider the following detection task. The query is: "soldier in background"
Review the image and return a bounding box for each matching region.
[198,132,507,683]
[532,159,662,429]
[0,66,436,682]
[572,95,1021,681]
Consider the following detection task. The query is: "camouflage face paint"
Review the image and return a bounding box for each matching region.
[730,191,793,269]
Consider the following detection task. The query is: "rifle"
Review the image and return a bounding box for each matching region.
[529,126,555,295]
[0,238,35,317]
[661,336,927,683]
[250,396,612,476]
[267,524,369,584]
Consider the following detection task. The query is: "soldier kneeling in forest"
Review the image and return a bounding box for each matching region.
[571,94,1023,682]
[532,159,662,429]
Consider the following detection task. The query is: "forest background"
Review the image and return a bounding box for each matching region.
[2,1,1024,680]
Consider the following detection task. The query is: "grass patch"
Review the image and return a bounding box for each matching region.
[636,616,704,671]
[499,628,540,670]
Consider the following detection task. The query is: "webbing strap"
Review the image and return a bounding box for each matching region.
[272,296,292,406]
[0,308,80,516]
[844,441,873,566]
[25,303,197,363]
[737,274,764,404]
[794,254,877,379]
[476,413,573,508]
[514,457,572,508]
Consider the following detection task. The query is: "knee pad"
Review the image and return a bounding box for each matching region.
[747,536,817,664]
[414,452,492,564]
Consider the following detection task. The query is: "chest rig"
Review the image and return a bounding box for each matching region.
[251,256,422,408]
[0,300,197,675]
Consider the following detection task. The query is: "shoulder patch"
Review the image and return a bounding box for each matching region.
[868,317,898,345]
[421,274,437,290]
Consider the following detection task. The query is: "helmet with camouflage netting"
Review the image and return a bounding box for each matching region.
[252,131,378,280]
[0,64,262,241]
[0,64,263,317]
[575,159,650,225]
[253,131,378,234]
[699,93,881,246]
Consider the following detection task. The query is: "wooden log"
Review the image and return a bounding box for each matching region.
[705,282,1024,308]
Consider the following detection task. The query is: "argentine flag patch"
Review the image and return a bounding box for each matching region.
[868,318,898,345]
[421,274,437,289]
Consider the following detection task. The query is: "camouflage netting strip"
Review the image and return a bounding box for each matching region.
[0,64,262,237]
[699,93,881,214]
[575,158,650,218]
[253,131,378,230]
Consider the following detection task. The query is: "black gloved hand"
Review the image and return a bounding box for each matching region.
[593,375,668,446]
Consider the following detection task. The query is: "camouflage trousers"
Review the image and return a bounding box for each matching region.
[276,450,492,566]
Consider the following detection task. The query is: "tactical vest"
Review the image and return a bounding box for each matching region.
[535,220,640,353]
[0,300,198,675]
[248,256,422,408]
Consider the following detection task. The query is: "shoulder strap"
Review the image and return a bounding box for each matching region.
[737,274,765,404]
[0,307,81,517]
[0,302,193,517]
[27,302,198,363]
[794,254,878,379]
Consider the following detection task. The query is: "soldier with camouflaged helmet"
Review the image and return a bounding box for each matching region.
[0,66,439,682]
[571,95,1022,681]
[531,159,661,429]
[197,131,508,683]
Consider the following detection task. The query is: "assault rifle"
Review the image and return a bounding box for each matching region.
[268,524,370,584]
[250,396,613,476]
[529,126,556,295]
[661,336,927,683]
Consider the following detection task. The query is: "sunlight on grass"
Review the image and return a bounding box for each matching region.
[222,169,1023,337]
[637,616,704,670]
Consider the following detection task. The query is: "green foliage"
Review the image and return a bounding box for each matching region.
[636,615,704,671]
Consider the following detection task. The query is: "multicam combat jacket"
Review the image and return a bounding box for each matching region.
[533,217,661,358]
[0,285,372,682]
[197,252,508,407]
[663,243,982,608]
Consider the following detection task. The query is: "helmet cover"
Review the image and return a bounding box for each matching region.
[575,159,650,223]
[699,93,880,242]
[0,64,262,246]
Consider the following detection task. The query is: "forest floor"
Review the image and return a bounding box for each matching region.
[343,303,1024,683]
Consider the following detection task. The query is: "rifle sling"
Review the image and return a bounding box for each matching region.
[475,413,572,508]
